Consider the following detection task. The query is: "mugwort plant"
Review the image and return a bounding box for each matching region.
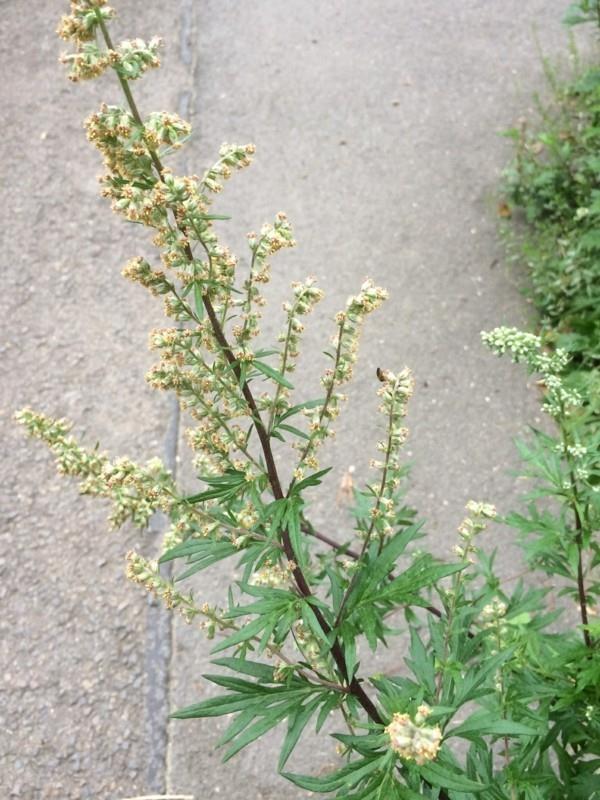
[17,3,600,797]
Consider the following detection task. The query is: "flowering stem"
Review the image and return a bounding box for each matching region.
[292,316,347,477]
[560,419,592,648]
[95,18,383,727]
[267,291,305,433]
[179,343,263,470]
[311,316,347,430]
[333,396,396,630]
[96,14,162,175]
[239,234,267,345]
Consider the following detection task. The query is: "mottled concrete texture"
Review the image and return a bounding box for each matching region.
[0,1,587,798]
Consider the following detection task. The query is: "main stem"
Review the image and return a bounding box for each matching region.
[97,13,382,725]
[560,420,592,649]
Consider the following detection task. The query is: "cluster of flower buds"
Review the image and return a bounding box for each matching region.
[144,111,192,151]
[126,551,198,623]
[482,327,580,418]
[330,280,389,386]
[480,596,509,641]
[202,143,256,193]
[279,278,325,360]
[185,417,248,474]
[250,560,294,589]
[15,409,175,530]
[453,500,497,564]
[66,16,257,328]
[15,409,106,478]
[146,319,270,479]
[233,213,298,345]
[59,0,162,84]
[57,1,114,46]
[296,280,388,473]
[95,455,175,528]
[87,111,195,226]
[261,277,325,422]
[59,43,112,82]
[386,705,442,765]
[122,256,171,295]
[363,367,414,539]
[147,324,245,416]
[293,620,328,673]
[233,502,260,532]
[109,37,163,80]
[161,509,206,552]
[480,597,510,689]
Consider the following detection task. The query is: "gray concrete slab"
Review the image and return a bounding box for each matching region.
[1,1,590,799]
[1,2,187,798]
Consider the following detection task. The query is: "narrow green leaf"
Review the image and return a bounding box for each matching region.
[316,692,340,732]
[276,422,310,440]
[405,627,436,695]
[278,397,326,423]
[448,711,537,740]
[175,550,236,581]
[254,348,280,358]
[210,617,267,654]
[278,695,322,769]
[419,761,488,792]
[211,657,276,683]
[223,703,291,761]
[253,359,294,389]
[217,706,257,747]
[283,497,306,567]
[292,467,333,494]
[170,693,261,719]
[284,755,385,793]
[301,602,332,648]
[193,281,205,319]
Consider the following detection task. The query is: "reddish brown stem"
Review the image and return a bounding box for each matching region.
[573,500,592,648]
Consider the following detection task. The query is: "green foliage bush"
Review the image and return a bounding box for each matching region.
[15,2,600,798]
[503,1,600,389]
